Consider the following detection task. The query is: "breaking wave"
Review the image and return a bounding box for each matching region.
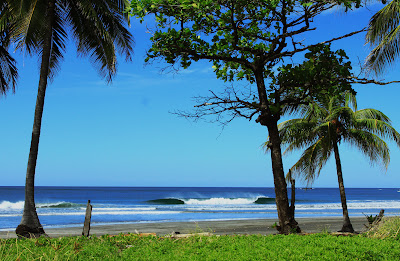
[0,201,24,211]
[146,199,185,205]
[37,202,84,208]
[146,197,275,205]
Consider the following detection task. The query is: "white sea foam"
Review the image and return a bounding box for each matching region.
[0,201,24,211]
[295,200,400,210]
[184,197,257,205]
[0,210,180,217]
[96,207,157,211]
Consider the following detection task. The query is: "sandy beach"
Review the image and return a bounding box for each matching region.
[0,217,369,239]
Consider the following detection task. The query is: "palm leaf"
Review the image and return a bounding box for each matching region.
[355,108,391,123]
[0,29,18,95]
[290,137,332,185]
[344,129,390,169]
[66,0,134,82]
[365,0,400,74]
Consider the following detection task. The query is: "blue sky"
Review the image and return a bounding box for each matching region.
[1,3,400,188]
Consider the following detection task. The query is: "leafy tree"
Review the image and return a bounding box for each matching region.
[365,0,400,74]
[128,0,368,233]
[4,0,134,238]
[273,92,400,232]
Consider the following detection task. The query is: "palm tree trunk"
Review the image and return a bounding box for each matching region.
[266,122,301,234]
[332,142,354,233]
[15,0,56,238]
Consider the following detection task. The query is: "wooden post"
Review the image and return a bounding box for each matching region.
[82,200,92,237]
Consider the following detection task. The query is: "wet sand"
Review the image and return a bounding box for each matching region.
[0,217,369,239]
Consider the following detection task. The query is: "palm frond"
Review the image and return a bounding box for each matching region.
[290,137,332,186]
[355,109,391,123]
[344,129,390,170]
[365,0,400,74]
[67,0,134,82]
[0,29,18,95]
[46,5,67,79]
[344,91,357,111]
[355,119,400,146]
[366,0,400,45]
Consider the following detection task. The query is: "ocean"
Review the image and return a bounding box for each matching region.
[1,186,400,231]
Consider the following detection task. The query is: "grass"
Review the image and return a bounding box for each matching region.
[365,216,400,239]
[1,232,400,260]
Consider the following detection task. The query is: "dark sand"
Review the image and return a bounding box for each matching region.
[0,217,369,239]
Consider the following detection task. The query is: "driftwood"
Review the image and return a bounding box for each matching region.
[364,209,385,229]
[371,209,385,226]
[82,200,93,237]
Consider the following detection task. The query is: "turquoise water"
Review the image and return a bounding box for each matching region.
[1,186,400,231]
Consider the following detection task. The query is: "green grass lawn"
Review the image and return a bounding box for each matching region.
[1,233,400,260]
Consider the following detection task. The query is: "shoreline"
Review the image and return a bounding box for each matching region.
[0,217,369,239]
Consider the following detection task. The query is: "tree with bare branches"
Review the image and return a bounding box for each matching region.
[128,0,378,234]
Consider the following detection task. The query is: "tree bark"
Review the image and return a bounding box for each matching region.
[332,142,354,233]
[16,0,56,238]
[266,121,301,234]
[253,68,300,234]
[288,170,296,220]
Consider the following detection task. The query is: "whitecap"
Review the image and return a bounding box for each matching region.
[184,197,255,205]
[0,201,24,211]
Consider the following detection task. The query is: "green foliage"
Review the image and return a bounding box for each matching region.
[1,233,400,260]
[128,0,362,84]
[272,44,354,115]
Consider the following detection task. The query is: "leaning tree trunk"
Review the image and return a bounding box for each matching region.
[332,142,354,233]
[15,0,56,238]
[266,121,301,234]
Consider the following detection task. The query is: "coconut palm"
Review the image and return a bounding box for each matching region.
[365,0,400,74]
[270,92,400,232]
[5,0,134,238]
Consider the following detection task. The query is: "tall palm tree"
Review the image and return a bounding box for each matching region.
[271,93,400,232]
[0,2,18,95]
[365,0,400,74]
[6,0,134,238]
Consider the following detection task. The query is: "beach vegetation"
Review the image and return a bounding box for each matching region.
[1,233,400,260]
[3,0,134,238]
[271,92,400,232]
[127,0,369,234]
[365,216,400,239]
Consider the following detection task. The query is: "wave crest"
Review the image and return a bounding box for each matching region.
[37,202,84,208]
[0,201,24,211]
[146,197,274,205]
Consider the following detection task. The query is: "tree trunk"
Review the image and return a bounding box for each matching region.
[15,0,56,238]
[288,170,296,220]
[332,142,354,233]
[266,122,301,234]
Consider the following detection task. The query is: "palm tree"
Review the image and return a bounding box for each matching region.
[6,0,134,238]
[365,0,400,74]
[270,92,400,232]
[0,3,18,95]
